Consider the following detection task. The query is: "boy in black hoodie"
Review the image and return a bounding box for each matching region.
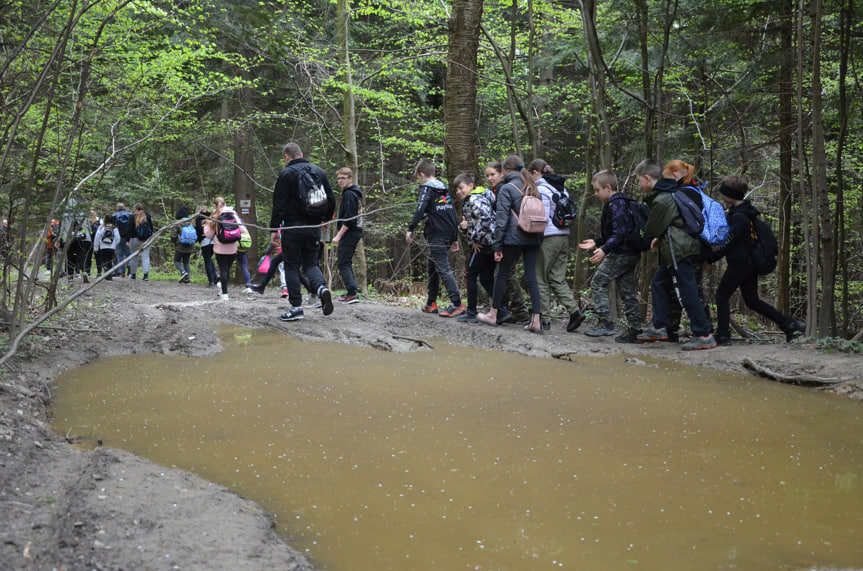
[708,176,805,344]
[406,159,464,317]
[332,167,363,304]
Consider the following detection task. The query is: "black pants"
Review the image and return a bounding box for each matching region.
[201,243,217,285]
[492,244,540,315]
[281,228,325,308]
[337,228,362,296]
[216,253,235,295]
[465,245,495,313]
[715,258,789,334]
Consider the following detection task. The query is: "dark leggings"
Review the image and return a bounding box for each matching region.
[715,259,789,334]
[216,253,236,295]
[201,243,217,285]
[492,244,540,315]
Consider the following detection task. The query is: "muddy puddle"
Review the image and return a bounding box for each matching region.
[52,325,863,570]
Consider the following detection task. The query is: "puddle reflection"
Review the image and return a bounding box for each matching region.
[52,326,863,569]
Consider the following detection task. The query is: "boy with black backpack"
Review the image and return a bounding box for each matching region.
[578,169,643,343]
[707,176,805,344]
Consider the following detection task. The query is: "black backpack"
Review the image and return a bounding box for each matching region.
[135,219,153,240]
[672,190,705,237]
[543,174,577,229]
[293,165,331,220]
[623,196,653,252]
[749,215,779,275]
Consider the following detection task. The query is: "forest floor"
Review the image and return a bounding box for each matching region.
[1,274,861,570]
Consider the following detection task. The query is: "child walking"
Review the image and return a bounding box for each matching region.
[453,173,496,323]
[578,169,643,342]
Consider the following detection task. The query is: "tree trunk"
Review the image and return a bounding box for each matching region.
[809,0,834,336]
[777,0,794,315]
[444,0,484,180]
[337,0,367,294]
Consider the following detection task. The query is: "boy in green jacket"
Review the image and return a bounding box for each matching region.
[634,159,716,351]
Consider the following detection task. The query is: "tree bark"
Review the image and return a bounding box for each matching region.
[444,0,484,180]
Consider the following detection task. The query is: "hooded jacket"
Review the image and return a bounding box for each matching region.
[460,186,496,247]
[171,207,195,255]
[336,184,363,231]
[492,171,542,250]
[644,177,701,264]
[706,200,759,266]
[407,178,457,241]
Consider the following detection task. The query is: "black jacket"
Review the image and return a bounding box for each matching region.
[270,158,336,228]
[492,171,542,250]
[407,178,457,241]
[707,200,759,266]
[337,184,363,231]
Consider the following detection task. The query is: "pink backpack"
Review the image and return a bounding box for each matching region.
[513,194,547,234]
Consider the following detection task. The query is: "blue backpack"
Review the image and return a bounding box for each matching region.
[179,223,197,244]
[686,183,729,245]
[114,210,132,237]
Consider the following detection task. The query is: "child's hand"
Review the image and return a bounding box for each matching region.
[459,216,468,230]
[450,241,459,253]
[589,249,605,264]
[650,237,659,251]
[578,239,596,250]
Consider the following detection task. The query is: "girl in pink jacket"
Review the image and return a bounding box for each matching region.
[203,196,245,300]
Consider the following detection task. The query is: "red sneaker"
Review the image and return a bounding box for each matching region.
[280,288,289,299]
[421,302,439,314]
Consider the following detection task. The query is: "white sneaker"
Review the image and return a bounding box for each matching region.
[242,287,253,294]
[215,281,221,290]
[220,293,229,301]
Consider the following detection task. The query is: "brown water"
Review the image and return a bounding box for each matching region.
[51,326,863,570]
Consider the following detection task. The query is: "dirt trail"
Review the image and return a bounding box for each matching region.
[1,277,860,570]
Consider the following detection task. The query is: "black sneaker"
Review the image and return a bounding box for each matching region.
[248,283,265,295]
[457,310,478,323]
[566,309,586,332]
[318,286,334,316]
[496,308,513,324]
[783,320,806,342]
[178,272,189,283]
[280,307,304,321]
[660,332,680,343]
[615,329,642,344]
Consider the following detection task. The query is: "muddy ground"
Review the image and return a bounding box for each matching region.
[1,275,861,570]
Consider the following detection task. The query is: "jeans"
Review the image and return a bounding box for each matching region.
[115,239,131,275]
[650,258,712,337]
[492,244,540,316]
[281,227,325,308]
[464,245,495,313]
[426,237,461,307]
[236,250,251,286]
[337,228,362,296]
[128,237,150,275]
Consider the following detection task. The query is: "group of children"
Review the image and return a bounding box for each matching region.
[410,156,806,350]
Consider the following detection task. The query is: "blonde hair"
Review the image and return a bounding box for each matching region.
[133,203,147,227]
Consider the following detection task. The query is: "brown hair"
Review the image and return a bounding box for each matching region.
[452,173,475,190]
[336,167,353,179]
[413,158,435,178]
[485,160,502,175]
[634,159,661,180]
[527,158,553,176]
[592,169,618,192]
[283,143,302,159]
